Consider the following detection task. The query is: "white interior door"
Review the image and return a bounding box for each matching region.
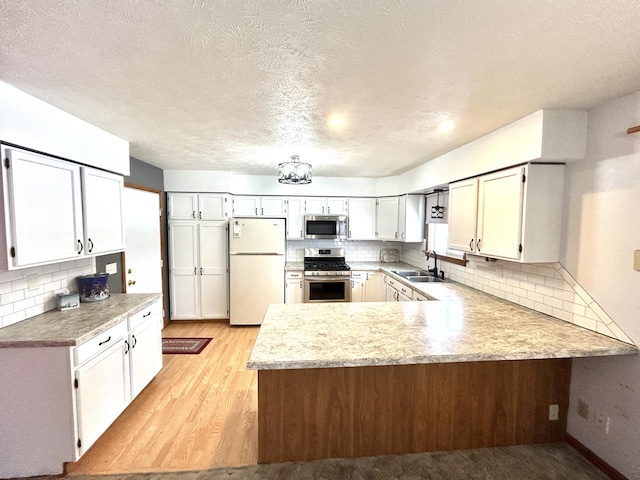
[124,188,162,293]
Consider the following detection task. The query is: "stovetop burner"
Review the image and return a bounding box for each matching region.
[303,247,351,277]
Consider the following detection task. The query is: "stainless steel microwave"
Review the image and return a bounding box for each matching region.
[304,215,349,240]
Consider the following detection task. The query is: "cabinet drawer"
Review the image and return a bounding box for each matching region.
[128,300,162,331]
[398,284,411,296]
[74,321,127,366]
[286,271,303,279]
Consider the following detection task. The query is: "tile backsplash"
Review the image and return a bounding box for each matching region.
[287,240,403,263]
[0,258,96,328]
[401,243,633,344]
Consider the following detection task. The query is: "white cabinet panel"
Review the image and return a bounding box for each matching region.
[304,197,325,214]
[447,164,564,262]
[285,272,304,304]
[447,178,479,253]
[129,310,162,400]
[376,197,399,240]
[168,193,197,220]
[75,337,129,456]
[366,272,384,301]
[261,197,287,217]
[477,167,525,260]
[199,194,228,220]
[169,221,228,320]
[168,193,227,220]
[398,195,425,243]
[233,196,260,216]
[286,197,305,240]
[326,198,348,215]
[347,198,377,240]
[1,147,84,269]
[81,167,125,255]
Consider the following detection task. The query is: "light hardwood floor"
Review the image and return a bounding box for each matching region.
[66,322,260,475]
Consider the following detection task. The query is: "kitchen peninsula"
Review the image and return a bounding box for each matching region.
[247,280,636,464]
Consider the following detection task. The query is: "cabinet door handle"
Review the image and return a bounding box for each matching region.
[200,267,203,275]
[199,211,202,219]
[261,208,264,216]
[98,336,111,346]
[192,211,196,219]
[469,238,474,250]
[124,339,129,354]
[348,230,352,238]
[194,267,197,275]
[255,208,258,215]
[143,311,151,318]
[77,239,84,254]
[88,238,94,253]
[132,334,137,348]
[395,232,398,239]
[477,239,482,252]
[401,232,405,240]
[351,280,354,288]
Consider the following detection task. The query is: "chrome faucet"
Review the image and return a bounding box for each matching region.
[426,250,438,277]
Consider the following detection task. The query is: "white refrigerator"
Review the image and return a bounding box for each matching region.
[229,217,286,325]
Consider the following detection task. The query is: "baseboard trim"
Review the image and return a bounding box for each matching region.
[565,433,628,480]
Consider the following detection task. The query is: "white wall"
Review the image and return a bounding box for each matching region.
[0,82,130,175]
[561,90,640,479]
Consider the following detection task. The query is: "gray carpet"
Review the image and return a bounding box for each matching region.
[62,443,608,480]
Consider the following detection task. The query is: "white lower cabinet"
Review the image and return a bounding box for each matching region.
[383,274,427,302]
[285,271,304,303]
[75,334,130,456]
[128,301,163,399]
[0,299,163,478]
[351,271,385,302]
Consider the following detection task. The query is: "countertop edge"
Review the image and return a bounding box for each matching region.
[0,293,162,348]
[247,345,638,371]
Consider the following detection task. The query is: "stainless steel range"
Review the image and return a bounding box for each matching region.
[303,248,351,302]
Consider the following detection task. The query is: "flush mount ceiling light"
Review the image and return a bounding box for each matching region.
[278,155,312,185]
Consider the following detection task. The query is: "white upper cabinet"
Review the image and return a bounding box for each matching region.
[447,178,479,253]
[286,197,305,240]
[81,167,125,256]
[303,197,348,215]
[232,196,287,217]
[347,198,377,240]
[398,195,425,243]
[1,146,84,269]
[168,193,228,220]
[376,197,400,240]
[261,197,288,217]
[447,164,564,262]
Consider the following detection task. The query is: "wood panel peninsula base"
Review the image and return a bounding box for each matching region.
[257,359,571,463]
[247,287,637,464]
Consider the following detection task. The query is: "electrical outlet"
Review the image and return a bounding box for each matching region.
[634,250,640,271]
[577,399,589,420]
[549,404,559,421]
[595,412,610,434]
[27,274,39,291]
[105,263,117,275]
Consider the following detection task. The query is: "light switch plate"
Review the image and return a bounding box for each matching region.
[634,250,640,271]
[105,263,118,275]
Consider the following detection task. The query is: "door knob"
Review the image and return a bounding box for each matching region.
[128,280,136,286]
[128,268,132,274]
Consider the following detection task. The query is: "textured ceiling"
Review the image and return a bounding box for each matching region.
[1,1,639,177]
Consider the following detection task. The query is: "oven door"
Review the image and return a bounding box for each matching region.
[304,277,352,303]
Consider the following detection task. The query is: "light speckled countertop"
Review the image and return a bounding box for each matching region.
[0,293,162,348]
[248,268,637,370]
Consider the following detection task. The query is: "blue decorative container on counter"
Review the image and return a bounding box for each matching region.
[77,273,110,302]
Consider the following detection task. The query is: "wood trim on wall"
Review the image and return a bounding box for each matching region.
[565,433,629,480]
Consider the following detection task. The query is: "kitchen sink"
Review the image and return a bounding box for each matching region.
[406,276,444,283]
[390,269,430,277]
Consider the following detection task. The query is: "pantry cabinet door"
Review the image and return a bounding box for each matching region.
[81,167,125,255]
[199,221,228,319]
[476,166,525,260]
[168,222,199,319]
[1,147,84,268]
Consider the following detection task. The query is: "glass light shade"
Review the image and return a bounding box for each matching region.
[278,155,312,184]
